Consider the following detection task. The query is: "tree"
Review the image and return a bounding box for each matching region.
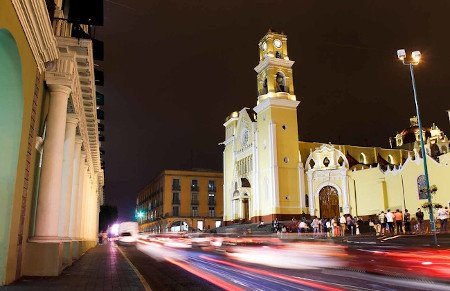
[99,205,118,232]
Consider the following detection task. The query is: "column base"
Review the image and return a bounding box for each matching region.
[23,241,64,276]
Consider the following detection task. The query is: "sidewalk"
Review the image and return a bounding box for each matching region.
[2,243,147,291]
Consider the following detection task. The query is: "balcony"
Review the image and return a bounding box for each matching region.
[172,185,181,191]
[172,198,180,205]
[191,199,199,205]
[208,198,216,206]
[208,186,216,192]
[191,185,199,192]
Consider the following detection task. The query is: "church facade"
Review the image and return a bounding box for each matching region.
[222,30,450,224]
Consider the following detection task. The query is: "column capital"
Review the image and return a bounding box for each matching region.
[47,84,72,96]
[66,113,79,125]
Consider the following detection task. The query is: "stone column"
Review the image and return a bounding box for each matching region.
[34,85,71,239]
[75,152,86,239]
[342,173,350,214]
[307,171,315,215]
[69,136,82,238]
[81,166,89,240]
[58,114,78,239]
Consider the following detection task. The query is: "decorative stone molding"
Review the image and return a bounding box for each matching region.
[12,0,59,72]
[253,98,300,113]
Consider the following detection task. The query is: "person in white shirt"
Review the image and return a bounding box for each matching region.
[438,206,448,232]
[385,209,395,234]
[340,215,346,236]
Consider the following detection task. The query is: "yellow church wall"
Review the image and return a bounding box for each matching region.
[348,168,386,216]
[256,110,273,216]
[0,1,44,284]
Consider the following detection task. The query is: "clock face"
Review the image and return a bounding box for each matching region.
[261,41,267,51]
[241,128,249,146]
[274,39,282,48]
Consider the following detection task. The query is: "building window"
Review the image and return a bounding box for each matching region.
[305,194,309,208]
[197,220,203,231]
[191,179,199,191]
[417,175,428,200]
[208,193,216,205]
[208,207,215,217]
[172,192,180,204]
[208,180,216,192]
[192,206,199,217]
[191,192,199,205]
[387,155,394,164]
[172,179,180,190]
[173,206,179,216]
[359,153,367,164]
[215,221,222,228]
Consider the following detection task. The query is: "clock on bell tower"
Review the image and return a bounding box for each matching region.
[255,30,296,104]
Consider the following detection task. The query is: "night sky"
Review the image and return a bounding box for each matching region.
[96,1,450,220]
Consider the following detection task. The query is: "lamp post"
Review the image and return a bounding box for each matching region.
[397,49,437,245]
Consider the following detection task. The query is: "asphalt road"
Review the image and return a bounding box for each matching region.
[119,242,450,291]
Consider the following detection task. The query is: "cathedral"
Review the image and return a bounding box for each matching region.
[222,30,450,224]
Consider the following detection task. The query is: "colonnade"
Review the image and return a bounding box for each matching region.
[33,84,100,243]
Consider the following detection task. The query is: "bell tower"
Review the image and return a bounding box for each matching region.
[255,30,296,104]
[253,30,302,219]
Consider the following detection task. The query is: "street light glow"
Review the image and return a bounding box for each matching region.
[397,49,406,61]
[412,51,421,63]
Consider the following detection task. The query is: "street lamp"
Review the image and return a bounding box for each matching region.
[397,49,437,245]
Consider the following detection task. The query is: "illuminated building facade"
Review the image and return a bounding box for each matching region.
[0,0,104,284]
[137,170,223,232]
[222,30,450,224]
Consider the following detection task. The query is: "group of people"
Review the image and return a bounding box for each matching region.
[272,215,362,237]
[373,206,448,235]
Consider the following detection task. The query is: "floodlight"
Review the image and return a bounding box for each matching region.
[412,51,421,63]
[397,49,406,60]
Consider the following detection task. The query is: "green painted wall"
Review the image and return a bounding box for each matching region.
[0,28,23,286]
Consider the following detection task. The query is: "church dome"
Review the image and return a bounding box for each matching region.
[399,125,431,144]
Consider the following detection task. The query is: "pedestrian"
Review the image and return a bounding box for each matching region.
[326,219,332,237]
[385,209,394,234]
[415,208,424,233]
[378,211,386,236]
[438,206,448,233]
[331,217,337,236]
[404,209,411,233]
[272,218,279,233]
[339,215,346,236]
[346,215,355,235]
[312,217,320,235]
[394,209,403,234]
[299,220,307,234]
[102,231,108,244]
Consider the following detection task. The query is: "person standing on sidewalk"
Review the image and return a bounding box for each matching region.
[378,211,386,236]
[438,206,448,233]
[415,208,424,233]
[340,215,346,236]
[385,209,394,235]
[404,209,411,233]
[394,209,403,234]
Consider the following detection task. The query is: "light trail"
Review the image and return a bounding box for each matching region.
[199,255,345,291]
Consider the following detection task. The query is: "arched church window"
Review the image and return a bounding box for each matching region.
[417,175,428,200]
[275,72,286,92]
[387,155,394,164]
[323,157,330,167]
[337,156,344,167]
[309,159,315,169]
[359,153,367,164]
[275,51,281,58]
[262,78,268,94]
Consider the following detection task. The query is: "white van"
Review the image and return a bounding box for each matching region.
[117,221,139,245]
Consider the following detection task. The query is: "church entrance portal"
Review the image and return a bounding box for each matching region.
[242,198,249,221]
[319,186,339,218]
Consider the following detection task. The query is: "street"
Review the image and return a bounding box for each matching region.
[118,236,450,291]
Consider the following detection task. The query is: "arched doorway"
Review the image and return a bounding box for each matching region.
[0,29,23,285]
[242,198,249,221]
[319,186,339,218]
